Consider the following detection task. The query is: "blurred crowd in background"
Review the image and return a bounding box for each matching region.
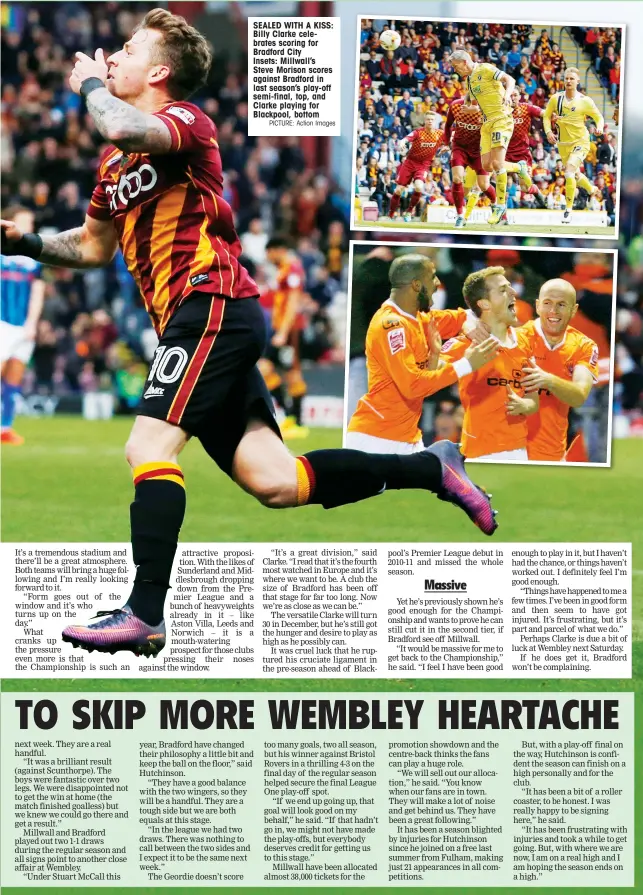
[0,1,350,410]
[356,19,620,217]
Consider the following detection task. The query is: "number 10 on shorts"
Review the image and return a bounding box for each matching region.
[148,346,189,384]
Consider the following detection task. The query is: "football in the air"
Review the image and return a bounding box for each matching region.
[379,29,401,52]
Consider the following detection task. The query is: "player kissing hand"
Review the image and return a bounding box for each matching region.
[70,49,108,95]
[464,336,498,371]
[521,358,551,392]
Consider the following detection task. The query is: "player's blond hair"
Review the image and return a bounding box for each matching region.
[135,8,212,99]
[450,50,472,65]
[462,266,506,317]
[565,67,580,78]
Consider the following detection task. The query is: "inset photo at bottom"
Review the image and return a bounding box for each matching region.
[345,242,616,466]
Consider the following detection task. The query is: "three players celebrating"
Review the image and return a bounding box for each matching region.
[348,255,600,464]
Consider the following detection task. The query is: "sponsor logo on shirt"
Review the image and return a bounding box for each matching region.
[144,385,165,399]
[486,375,523,388]
[190,273,210,287]
[105,163,158,210]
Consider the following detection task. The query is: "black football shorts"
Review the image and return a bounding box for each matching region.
[137,293,281,475]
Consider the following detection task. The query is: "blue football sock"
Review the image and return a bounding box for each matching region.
[1,380,20,430]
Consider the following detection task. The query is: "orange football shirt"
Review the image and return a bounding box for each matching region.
[348,302,469,444]
[518,319,599,461]
[441,329,531,458]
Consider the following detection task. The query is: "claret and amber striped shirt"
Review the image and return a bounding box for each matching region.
[87,101,258,335]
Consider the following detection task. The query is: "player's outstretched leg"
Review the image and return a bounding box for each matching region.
[62,417,188,657]
[505,161,532,190]
[233,421,498,536]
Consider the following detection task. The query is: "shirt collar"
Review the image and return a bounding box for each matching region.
[383,299,418,322]
[535,317,568,350]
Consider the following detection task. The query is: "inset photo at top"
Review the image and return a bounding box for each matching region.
[352,17,624,239]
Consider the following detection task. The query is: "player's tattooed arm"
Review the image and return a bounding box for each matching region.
[40,217,119,269]
[86,89,172,153]
[39,229,85,266]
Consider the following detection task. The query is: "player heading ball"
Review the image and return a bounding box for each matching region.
[450,51,515,226]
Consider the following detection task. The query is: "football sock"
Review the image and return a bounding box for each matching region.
[565,175,576,210]
[576,173,594,193]
[270,384,288,412]
[408,191,422,212]
[1,380,19,429]
[389,193,401,216]
[495,169,507,206]
[290,395,303,426]
[504,162,520,173]
[484,185,496,202]
[126,462,186,626]
[294,449,442,509]
[453,181,465,214]
[464,188,480,219]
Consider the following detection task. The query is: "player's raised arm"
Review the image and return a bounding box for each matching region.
[374,325,464,399]
[69,11,212,155]
[521,357,596,407]
[1,214,118,269]
[375,328,497,400]
[70,50,174,153]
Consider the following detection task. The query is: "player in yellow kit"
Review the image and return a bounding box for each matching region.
[543,67,605,224]
[347,254,498,454]
[518,279,599,461]
[450,50,515,227]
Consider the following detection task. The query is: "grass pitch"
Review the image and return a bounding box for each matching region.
[2,416,641,640]
[2,417,639,895]
[355,220,616,238]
